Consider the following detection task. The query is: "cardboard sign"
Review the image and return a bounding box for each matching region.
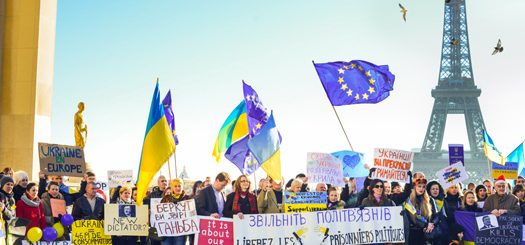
[234,207,405,244]
[449,144,464,166]
[104,204,149,236]
[283,192,327,213]
[307,152,345,187]
[38,143,86,177]
[71,220,112,245]
[436,161,469,189]
[151,199,199,237]
[51,199,66,218]
[196,217,234,245]
[492,162,518,180]
[372,148,413,183]
[94,182,108,192]
[475,214,522,245]
[107,170,134,188]
[332,150,368,177]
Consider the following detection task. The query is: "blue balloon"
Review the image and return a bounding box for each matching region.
[42,227,58,241]
[60,214,74,226]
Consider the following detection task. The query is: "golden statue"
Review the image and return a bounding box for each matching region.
[74,102,88,149]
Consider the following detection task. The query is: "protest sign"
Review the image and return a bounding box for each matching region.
[492,162,518,180]
[436,161,469,189]
[449,144,464,165]
[196,217,233,245]
[51,199,66,217]
[22,241,71,245]
[149,197,162,226]
[107,170,134,188]
[332,150,368,177]
[234,206,405,244]
[38,143,86,177]
[71,220,111,245]
[104,204,148,236]
[94,182,108,192]
[372,148,413,183]
[456,211,523,245]
[151,199,199,237]
[475,214,522,245]
[307,152,344,187]
[283,192,327,213]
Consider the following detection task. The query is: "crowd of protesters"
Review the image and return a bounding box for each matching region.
[0,165,523,245]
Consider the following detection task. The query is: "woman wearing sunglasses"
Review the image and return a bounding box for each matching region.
[360,179,395,207]
[404,177,438,245]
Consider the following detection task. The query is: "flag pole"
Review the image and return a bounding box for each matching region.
[312,61,355,151]
[253,169,257,191]
[167,158,172,182]
[330,106,354,151]
[174,153,178,178]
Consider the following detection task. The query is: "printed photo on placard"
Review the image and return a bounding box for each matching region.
[476,214,499,231]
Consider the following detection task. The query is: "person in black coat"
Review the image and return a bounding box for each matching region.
[444,184,462,242]
[426,181,450,245]
[195,172,231,218]
[72,182,105,220]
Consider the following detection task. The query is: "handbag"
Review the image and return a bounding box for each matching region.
[148,227,166,242]
[424,224,442,240]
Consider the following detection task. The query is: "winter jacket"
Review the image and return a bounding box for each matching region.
[13,184,25,202]
[257,189,283,214]
[72,195,105,220]
[41,192,65,226]
[482,193,521,214]
[15,193,47,232]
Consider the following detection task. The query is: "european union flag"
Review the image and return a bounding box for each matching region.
[313,60,395,106]
[243,81,269,136]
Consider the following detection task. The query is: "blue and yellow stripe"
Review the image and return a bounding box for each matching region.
[136,82,176,205]
[212,100,249,162]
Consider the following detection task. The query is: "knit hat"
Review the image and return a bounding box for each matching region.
[0,176,14,189]
[494,175,506,185]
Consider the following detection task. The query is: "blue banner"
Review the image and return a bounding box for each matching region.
[449,144,464,165]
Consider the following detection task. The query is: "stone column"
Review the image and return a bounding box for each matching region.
[0,0,57,180]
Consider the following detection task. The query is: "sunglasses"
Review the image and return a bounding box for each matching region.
[413,178,428,185]
[374,185,384,189]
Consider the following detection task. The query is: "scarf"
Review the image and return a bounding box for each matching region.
[0,189,14,205]
[21,193,40,207]
[232,191,258,214]
[117,198,135,205]
[464,203,479,212]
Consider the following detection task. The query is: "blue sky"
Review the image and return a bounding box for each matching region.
[52,1,525,182]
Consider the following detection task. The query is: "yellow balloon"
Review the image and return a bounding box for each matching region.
[27,227,43,242]
[53,222,65,238]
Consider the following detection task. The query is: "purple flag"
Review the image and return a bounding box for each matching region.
[243,81,269,136]
[224,136,260,175]
[162,90,179,145]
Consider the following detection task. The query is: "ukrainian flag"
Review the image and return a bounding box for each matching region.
[212,101,249,162]
[136,82,176,205]
[508,142,524,176]
[247,112,281,182]
[482,130,505,165]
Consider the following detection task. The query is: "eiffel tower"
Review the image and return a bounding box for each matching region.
[413,0,490,183]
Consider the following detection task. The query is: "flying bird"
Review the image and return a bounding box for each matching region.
[492,39,503,55]
[399,4,407,22]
